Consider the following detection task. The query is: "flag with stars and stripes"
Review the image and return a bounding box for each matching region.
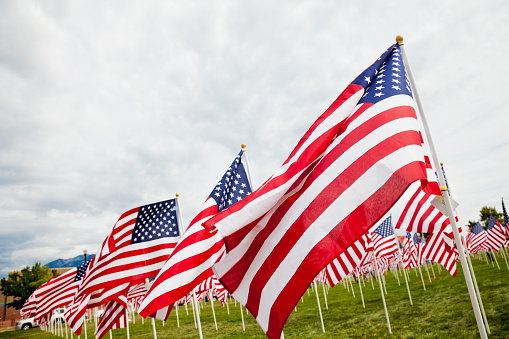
[395,182,450,234]
[203,44,438,339]
[73,199,181,311]
[139,151,252,318]
[421,231,458,276]
[403,232,418,269]
[502,198,509,235]
[467,222,488,254]
[33,260,90,323]
[372,216,399,258]
[486,214,506,251]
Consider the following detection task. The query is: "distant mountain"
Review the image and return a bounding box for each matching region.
[45,254,94,269]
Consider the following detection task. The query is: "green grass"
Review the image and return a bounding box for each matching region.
[1,255,508,338]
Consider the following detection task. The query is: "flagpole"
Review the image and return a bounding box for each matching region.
[241,144,254,189]
[374,257,391,334]
[393,223,413,305]
[125,309,130,339]
[321,283,329,310]
[462,236,490,334]
[313,281,325,333]
[239,303,246,331]
[357,274,365,308]
[209,291,218,330]
[397,35,487,339]
[175,304,180,327]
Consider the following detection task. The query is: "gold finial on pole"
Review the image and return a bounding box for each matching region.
[440,163,444,166]
[396,35,404,43]
[176,193,179,198]
[241,143,246,149]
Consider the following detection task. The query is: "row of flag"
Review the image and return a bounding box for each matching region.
[19,41,506,339]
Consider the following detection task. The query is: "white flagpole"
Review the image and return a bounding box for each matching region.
[462,236,490,334]
[429,261,436,279]
[83,314,88,339]
[358,276,365,308]
[349,276,355,298]
[491,249,501,269]
[125,308,130,339]
[321,283,329,310]
[241,144,254,190]
[175,304,180,327]
[209,291,218,330]
[500,245,509,271]
[313,281,325,333]
[398,35,487,339]
[374,257,391,334]
[239,303,245,331]
[226,296,230,314]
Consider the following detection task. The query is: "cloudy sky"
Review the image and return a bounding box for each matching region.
[1,1,508,279]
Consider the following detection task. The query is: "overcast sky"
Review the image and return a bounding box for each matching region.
[1,1,508,279]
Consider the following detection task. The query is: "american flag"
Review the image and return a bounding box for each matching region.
[95,296,128,339]
[503,198,509,228]
[371,216,399,258]
[139,151,251,318]
[34,260,90,322]
[486,214,506,251]
[467,222,488,254]
[74,199,180,300]
[204,44,435,338]
[421,231,458,276]
[20,292,38,319]
[395,183,450,234]
[66,284,132,336]
[324,233,372,287]
[403,232,417,269]
[66,200,181,336]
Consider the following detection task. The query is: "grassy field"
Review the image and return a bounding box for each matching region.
[1,255,508,338]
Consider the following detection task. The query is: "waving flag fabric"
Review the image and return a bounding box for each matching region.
[395,183,450,234]
[486,214,505,251]
[75,199,180,301]
[324,233,372,287]
[372,216,398,258]
[421,231,458,276]
[34,260,90,322]
[95,296,128,339]
[20,291,38,319]
[467,222,488,254]
[204,44,436,338]
[403,232,417,269]
[139,151,252,318]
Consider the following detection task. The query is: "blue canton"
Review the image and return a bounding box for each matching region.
[487,214,497,231]
[413,233,420,244]
[131,199,179,244]
[74,260,91,282]
[373,216,393,238]
[406,232,412,239]
[471,222,485,235]
[209,151,252,212]
[352,44,412,105]
[503,199,509,227]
